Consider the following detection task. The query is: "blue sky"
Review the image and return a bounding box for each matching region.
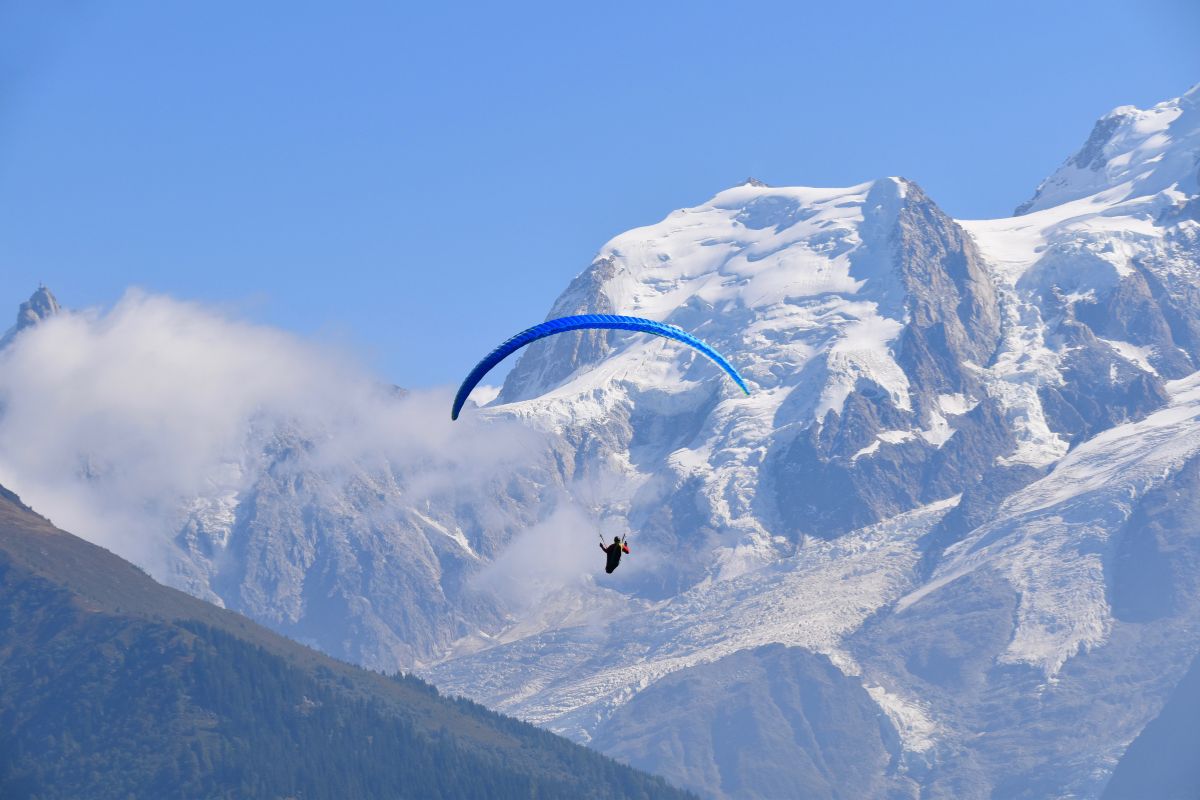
[1,0,1197,388]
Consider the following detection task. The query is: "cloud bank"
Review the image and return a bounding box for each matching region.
[0,289,542,577]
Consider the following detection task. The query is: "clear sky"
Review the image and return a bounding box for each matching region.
[1,0,1197,388]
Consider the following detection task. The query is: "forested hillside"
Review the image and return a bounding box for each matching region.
[0,485,693,800]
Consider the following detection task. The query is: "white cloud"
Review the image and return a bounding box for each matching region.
[0,289,543,576]
[471,502,600,610]
[470,384,501,406]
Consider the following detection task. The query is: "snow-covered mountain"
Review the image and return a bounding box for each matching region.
[2,83,1199,798]
[423,84,1200,799]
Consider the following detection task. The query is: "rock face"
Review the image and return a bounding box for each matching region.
[498,256,622,404]
[767,180,1006,539]
[589,645,909,800]
[3,85,1200,799]
[1102,650,1200,800]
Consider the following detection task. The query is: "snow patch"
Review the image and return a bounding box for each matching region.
[1100,338,1158,375]
[851,439,881,461]
[937,393,977,416]
[866,684,939,753]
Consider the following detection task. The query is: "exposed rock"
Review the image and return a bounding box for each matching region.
[590,645,912,800]
[497,257,621,405]
[0,285,61,350]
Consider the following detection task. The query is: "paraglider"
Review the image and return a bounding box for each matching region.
[450,314,750,420]
[600,535,630,574]
[451,313,748,575]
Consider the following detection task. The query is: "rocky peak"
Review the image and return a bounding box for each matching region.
[0,285,62,350]
[496,257,621,405]
[1070,110,1135,172]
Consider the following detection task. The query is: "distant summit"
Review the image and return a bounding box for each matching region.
[0,285,61,350]
[1015,83,1200,215]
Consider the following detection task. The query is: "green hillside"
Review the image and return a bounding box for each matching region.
[0,485,693,800]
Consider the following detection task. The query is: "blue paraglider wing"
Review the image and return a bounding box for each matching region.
[451,314,750,420]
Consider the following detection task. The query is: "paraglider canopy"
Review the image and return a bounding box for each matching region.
[451,314,749,420]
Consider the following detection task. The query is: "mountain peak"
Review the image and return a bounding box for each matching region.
[1068,109,1136,172]
[1,285,61,349]
[1015,87,1200,215]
